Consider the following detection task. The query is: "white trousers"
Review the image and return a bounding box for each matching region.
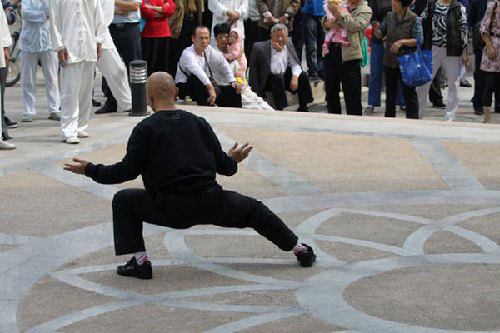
[21,50,60,115]
[97,47,132,111]
[416,46,462,120]
[60,61,96,140]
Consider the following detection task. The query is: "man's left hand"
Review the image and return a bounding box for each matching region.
[290,76,299,92]
[228,142,253,163]
[232,81,242,93]
[390,40,402,54]
[64,158,89,175]
[271,41,283,52]
[97,43,102,61]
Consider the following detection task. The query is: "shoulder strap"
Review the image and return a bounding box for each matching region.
[203,51,214,79]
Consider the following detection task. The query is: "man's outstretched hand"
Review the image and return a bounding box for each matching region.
[228,142,253,163]
[64,158,89,175]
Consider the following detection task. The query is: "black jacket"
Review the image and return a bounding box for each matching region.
[85,110,237,196]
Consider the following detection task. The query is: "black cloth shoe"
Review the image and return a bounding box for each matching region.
[295,243,316,267]
[297,106,309,112]
[4,116,17,128]
[474,109,483,116]
[92,98,102,107]
[2,133,12,141]
[117,257,153,279]
[460,78,472,87]
[95,102,117,114]
[432,101,446,109]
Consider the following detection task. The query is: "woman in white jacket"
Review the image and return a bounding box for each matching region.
[208,0,248,45]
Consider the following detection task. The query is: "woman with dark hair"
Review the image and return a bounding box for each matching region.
[141,0,176,76]
[374,0,423,118]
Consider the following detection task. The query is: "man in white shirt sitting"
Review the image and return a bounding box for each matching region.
[248,23,313,111]
[175,25,242,107]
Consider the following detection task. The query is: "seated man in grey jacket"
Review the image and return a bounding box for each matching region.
[175,25,242,107]
[249,23,313,111]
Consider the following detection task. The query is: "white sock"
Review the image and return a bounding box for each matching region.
[293,241,307,254]
[133,251,148,265]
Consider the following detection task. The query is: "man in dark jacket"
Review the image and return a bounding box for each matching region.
[249,23,313,111]
[63,72,316,279]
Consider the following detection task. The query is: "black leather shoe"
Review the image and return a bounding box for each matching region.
[295,243,316,267]
[432,101,446,109]
[474,109,483,116]
[117,257,153,279]
[92,98,102,107]
[95,103,117,114]
[4,116,17,128]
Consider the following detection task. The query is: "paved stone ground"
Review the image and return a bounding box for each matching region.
[1,75,500,332]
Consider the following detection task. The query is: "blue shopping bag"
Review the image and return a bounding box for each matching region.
[397,45,432,87]
[139,18,146,32]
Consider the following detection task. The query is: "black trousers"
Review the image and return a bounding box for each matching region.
[0,67,8,139]
[483,71,500,107]
[178,75,242,107]
[429,66,443,104]
[142,37,170,77]
[112,186,299,255]
[103,23,142,106]
[473,48,500,112]
[292,8,305,64]
[384,66,418,119]
[264,68,313,110]
[324,45,362,115]
[244,19,265,60]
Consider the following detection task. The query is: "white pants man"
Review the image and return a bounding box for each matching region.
[417,46,462,121]
[21,51,60,121]
[97,46,131,111]
[60,61,96,141]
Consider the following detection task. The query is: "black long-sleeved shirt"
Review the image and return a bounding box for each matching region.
[85,110,237,195]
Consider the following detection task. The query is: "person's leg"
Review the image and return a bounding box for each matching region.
[324,45,342,113]
[77,62,96,135]
[60,62,83,141]
[0,67,7,139]
[20,51,39,117]
[396,67,419,119]
[443,55,462,121]
[482,72,495,123]
[292,9,305,64]
[396,80,405,107]
[429,66,445,106]
[216,85,242,107]
[340,59,362,116]
[265,74,288,110]
[384,66,398,117]
[367,40,384,109]
[186,75,211,106]
[40,51,61,115]
[304,14,319,76]
[97,47,132,111]
[315,16,325,76]
[472,48,485,113]
[284,69,313,111]
[417,46,445,118]
[112,189,164,255]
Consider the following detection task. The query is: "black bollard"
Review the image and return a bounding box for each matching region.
[129,60,149,117]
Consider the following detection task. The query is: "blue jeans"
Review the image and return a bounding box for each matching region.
[304,14,325,75]
[368,40,405,107]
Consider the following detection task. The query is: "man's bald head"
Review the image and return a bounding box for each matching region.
[146,72,177,111]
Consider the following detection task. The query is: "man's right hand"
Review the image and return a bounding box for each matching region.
[487,44,497,59]
[58,48,68,67]
[228,142,253,163]
[207,84,217,105]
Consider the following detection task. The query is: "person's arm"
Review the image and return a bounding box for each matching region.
[115,0,141,12]
[94,0,105,59]
[481,1,496,59]
[181,50,211,84]
[413,16,424,46]
[208,0,229,19]
[373,16,387,39]
[102,0,116,27]
[284,0,300,17]
[459,4,469,63]
[163,0,176,16]
[141,0,158,19]
[21,1,48,23]
[0,9,11,48]
[336,5,372,32]
[49,0,64,52]
[257,0,271,18]
[236,0,249,20]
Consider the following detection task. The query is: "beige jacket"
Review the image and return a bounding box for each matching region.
[323,0,371,63]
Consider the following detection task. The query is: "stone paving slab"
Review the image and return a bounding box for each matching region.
[1,79,500,332]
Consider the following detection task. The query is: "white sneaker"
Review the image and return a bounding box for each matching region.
[64,137,80,144]
[0,140,16,150]
[77,131,89,138]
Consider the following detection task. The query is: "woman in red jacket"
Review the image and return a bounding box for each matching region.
[141,0,176,76]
